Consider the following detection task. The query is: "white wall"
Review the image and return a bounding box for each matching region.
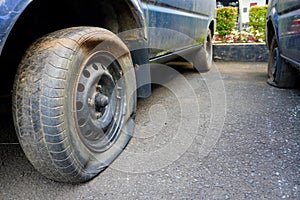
[240,0,267,24]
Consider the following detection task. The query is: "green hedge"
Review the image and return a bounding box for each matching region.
[215,5,267,43]
[216,7,238,37]
[249,5,268,32]
[249,5,268,42]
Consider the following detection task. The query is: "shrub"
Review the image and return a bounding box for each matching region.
[216,7,238,37]
[214,5,267,43]
[249,5,268,41]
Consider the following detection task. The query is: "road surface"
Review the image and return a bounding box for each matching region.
[0,62,299,199]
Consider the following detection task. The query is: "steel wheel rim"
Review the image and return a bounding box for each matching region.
[74,52,126,152]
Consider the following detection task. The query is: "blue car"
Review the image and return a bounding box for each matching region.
[0,0,216,182]
[266,0,300,87]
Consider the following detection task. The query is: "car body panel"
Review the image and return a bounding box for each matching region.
[142,0,215,59]
[0,0,148,56]
[267,0,300,69]
[277,0,300,14]
[277,3,300,66]
[0,0,216,62]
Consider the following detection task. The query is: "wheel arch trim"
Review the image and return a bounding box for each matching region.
[0,0,147,56]
[0,0,32,55]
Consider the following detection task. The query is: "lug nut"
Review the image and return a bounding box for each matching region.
[88,98,95,107]
[96,112,102,119]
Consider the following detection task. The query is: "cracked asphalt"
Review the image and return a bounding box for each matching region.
[0,62,299,199]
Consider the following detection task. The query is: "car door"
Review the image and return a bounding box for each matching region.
[277,0,300,64]
[141,0,198,59]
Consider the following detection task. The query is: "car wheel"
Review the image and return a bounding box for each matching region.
[267,35,298,88]
[191,29,213,72]
[12,27,136,183]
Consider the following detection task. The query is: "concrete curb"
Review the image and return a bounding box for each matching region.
[213,43,269,62]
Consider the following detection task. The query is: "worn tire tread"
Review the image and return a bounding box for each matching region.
[13,27,108,182]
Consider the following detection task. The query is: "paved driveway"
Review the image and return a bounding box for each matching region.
[0,62,299,199]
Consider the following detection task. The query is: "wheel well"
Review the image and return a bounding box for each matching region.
[209,20,215,37]
[267,20,275,50]
[0,0,142,96]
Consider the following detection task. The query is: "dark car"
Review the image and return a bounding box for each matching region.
[0,0,216,182]
[266,0,300,87]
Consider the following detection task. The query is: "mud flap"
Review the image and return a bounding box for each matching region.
[131,48,151,98]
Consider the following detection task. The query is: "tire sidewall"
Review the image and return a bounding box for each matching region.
[268,36,278,79]
[205,29,213,68]
[63,29,136,175]
[267,35,298,88]
[192,29,213,73]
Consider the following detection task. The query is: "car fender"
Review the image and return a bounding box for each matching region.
[266,6,279,50]
[0,0,147,55]
[0,0,31,55]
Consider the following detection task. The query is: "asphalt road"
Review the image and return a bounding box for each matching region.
[0,62,299,199]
